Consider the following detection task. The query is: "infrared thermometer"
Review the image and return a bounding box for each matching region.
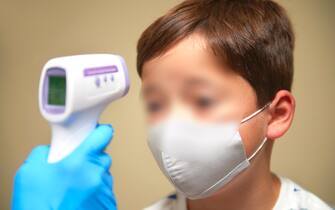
[39,54,130,163]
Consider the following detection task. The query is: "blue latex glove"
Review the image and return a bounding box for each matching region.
[12,124,117,210]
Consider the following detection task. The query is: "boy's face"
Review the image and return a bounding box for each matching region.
[141,33,269,157]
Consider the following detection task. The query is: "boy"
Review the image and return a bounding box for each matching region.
[137,0,332,209]
[11,0,333,210]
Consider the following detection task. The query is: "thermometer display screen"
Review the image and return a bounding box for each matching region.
[48,76,66,106]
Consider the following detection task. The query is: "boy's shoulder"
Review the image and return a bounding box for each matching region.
[274,176,333,210]
[143,176,333,210]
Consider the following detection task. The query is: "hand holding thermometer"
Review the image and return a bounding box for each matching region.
[39,54,130,163]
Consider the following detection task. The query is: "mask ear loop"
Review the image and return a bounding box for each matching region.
[247,137,267,161]
[241,103,270,124]
[239,103,271,161]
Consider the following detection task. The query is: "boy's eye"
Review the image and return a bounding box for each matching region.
[146,101,163,113]
[195,96,216,109]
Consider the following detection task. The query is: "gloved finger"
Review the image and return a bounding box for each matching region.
[100,186,117,209]
[102,170,113,189]
[88,152,112,171]
[82,184,117,210]
[98,153,112,171]
[25,145,50,164]
[76,124,114,156]
[96,173,117,209]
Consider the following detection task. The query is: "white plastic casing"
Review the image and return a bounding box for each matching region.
[38,54,130,163]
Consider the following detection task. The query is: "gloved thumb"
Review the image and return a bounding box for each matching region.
[75,124,114,156]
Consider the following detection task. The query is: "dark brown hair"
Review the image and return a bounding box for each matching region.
[137,0,295,106]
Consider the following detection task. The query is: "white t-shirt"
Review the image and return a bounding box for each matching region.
[144,176,333,210]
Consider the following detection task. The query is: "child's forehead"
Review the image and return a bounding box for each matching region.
[141,63,248,100]
[141,33,223,79]
[139,33,254,97]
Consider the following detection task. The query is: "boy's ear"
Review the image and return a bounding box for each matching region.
[266,90,296,140]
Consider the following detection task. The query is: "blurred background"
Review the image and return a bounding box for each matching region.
[0,0,334,209]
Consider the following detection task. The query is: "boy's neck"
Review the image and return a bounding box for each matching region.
[187,142,281,210]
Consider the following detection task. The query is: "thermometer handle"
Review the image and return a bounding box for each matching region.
[48,108,102,163]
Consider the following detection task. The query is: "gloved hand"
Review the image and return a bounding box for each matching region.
[12,124,117,210]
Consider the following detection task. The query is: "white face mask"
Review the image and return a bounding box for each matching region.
[147,104,269,199]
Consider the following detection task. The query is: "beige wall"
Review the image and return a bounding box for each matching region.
[0,0,334,209]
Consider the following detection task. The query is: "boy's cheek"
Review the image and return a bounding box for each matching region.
[239,117,268,156]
